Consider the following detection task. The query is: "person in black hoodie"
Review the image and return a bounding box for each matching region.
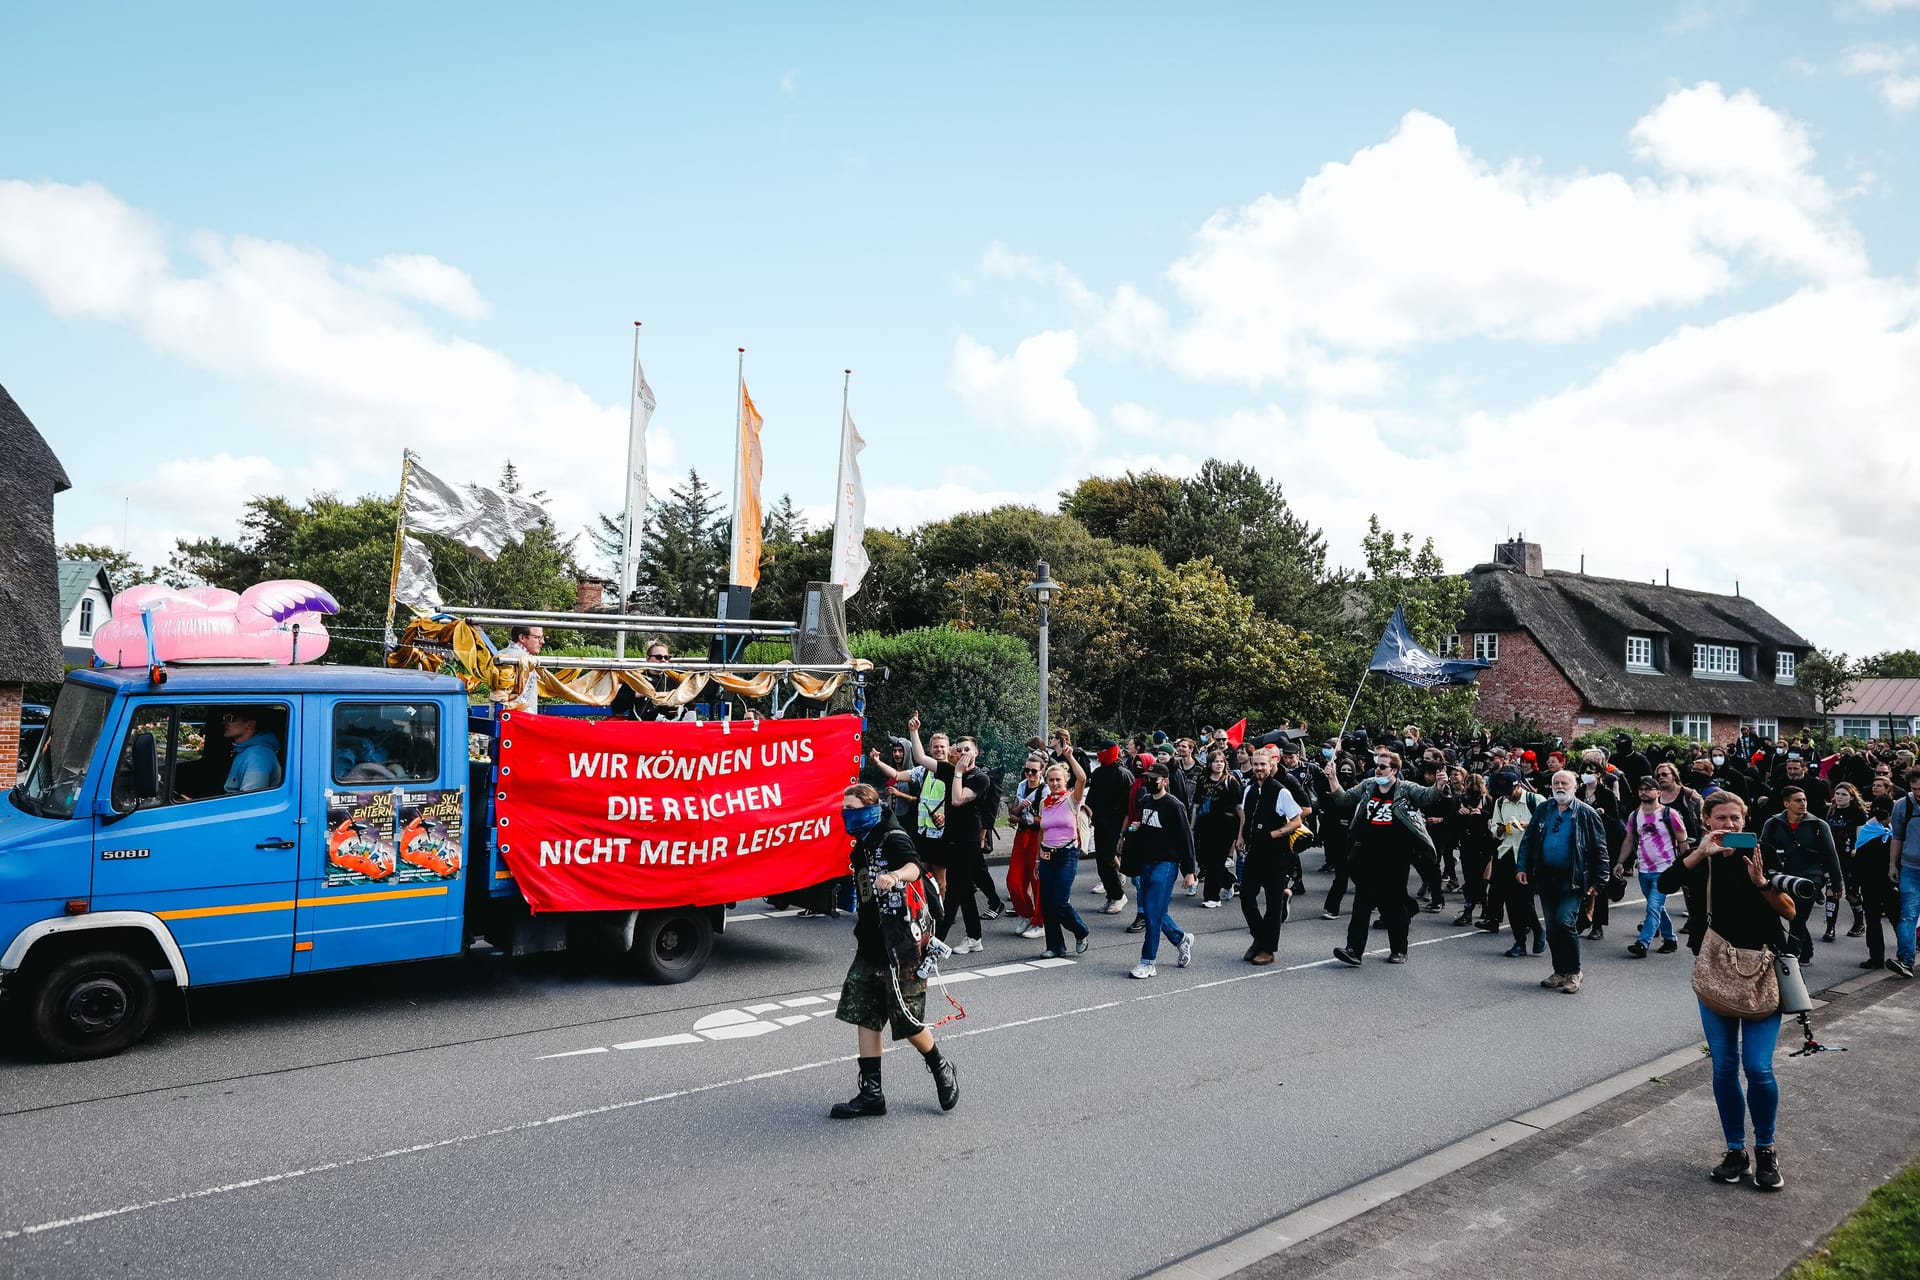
[1122,763,1198,977]
[829,784,959,1119]
[1087,743,1135,916]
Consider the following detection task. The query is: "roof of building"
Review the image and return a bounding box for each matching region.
[1830,678,1920,718]
[57,560,112,620]
[0,384,72,683]
[1463,560,1817,720]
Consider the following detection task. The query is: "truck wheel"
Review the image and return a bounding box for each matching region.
[26,950,158,1060]
[630,909,713,984]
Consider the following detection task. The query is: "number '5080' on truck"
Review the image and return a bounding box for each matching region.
[0,663,862,1061]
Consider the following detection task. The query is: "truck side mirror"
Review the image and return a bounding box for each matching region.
[131,731,161,800]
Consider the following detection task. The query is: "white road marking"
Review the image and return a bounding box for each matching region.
[1,914,1623,1243]
[606,1034,700,1051]
[691,1010,757,1031]
[778,996,828,1008]
[976,963,1036,977]
[774,1015,813,1027]
[744,1003,782,1014]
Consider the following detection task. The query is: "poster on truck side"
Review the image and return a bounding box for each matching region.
[324,789,398,886]
[396,788,464,882]
[492,712,862,913]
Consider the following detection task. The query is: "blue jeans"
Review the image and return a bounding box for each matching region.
[1036,846,1089,955]
[1137,861,1187,963]
[1538,885,1583,975]
[1898,865,1920,967]
[1635,871,1676,947]
[1698,1002,1781,1149]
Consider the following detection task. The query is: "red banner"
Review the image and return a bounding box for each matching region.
[493,712,862,913]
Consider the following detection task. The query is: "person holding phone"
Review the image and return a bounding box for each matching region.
[1658,791,1797,1191]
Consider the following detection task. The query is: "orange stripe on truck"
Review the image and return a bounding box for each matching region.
[155,885,449,921]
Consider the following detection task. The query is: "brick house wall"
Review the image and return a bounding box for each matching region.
[0,684,21,789]
[1470,629,1584,737]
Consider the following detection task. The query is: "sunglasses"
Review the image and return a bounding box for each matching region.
[1023,767,1040,775]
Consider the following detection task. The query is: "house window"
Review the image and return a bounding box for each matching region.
[1742,719,1779,741]
[78,598,95,636]
[1893,717,1915,738]
[1775,651,1796,682]
[1625,636,1654,670]
[1440,634,1461,657]
[1670,713,1712,741]
[1693,643,1741,676]
[1838,717,1874,740]
[1473,633,1499,662]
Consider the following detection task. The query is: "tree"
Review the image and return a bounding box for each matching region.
[57,541,148,589]
[1799,649,1860,715]
[1860,650,1920,680]
[850,626,1040,773]
[633,470,728,617]
[1343,516,1477,736]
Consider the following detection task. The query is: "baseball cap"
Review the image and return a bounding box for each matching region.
[1147,763,1170,778]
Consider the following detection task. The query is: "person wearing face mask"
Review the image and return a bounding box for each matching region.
[1323,750,1446,968]
[1698,747,1748,800]
[1515,770,1610,993]
[1484,770,1546,957]
[1574,754,1627,942]
[1826,782,1871,940]
[1193,749,1244,907]
[1759,785,1843,965]
[1087,742,1135,916]
[829,784,959,1119]
[1121,764,1198,977]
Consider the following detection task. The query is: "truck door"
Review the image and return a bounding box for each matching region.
[295,696,464,971]
[93,698,300,986]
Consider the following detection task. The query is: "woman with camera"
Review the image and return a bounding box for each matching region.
[1658,791,1797,1191]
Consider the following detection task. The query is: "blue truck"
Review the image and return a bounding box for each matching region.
[0,661,806,1060]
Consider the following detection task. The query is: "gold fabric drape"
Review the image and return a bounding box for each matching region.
[387,616,865,708]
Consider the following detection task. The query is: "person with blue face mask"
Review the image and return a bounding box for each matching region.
[829,783,959,1119]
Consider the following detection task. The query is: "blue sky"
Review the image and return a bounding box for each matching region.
[4,1,1918,651]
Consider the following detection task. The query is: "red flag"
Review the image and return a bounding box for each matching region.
[1225,718,1247,747]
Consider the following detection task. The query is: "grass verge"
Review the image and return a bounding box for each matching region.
[1784,1162,1920,1280]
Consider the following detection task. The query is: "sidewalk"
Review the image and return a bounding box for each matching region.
[1168,970,1920,1280]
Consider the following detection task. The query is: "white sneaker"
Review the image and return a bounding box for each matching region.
[1019,924,1045,939]
[1129,962,1156,979]
[952,936,984,955]
[1221,886,1235,902]
[1102,894,1129,915]
[1185,882,1198,897]
[1199,900,1222,909]
[1177,934,1194,967]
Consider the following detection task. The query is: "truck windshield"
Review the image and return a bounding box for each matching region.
[11,682,112,820]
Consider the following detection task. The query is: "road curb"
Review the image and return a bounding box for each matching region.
[1144,964,1905,1280]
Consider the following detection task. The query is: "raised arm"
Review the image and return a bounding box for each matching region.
[867,748,903,781]
[906,710,933,769]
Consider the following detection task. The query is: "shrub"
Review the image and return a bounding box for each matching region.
[847,627,1040,774]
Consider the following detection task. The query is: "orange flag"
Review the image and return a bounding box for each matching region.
[731,381,765,588]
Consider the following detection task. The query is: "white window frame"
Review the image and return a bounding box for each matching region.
[78,597,95,636]
[1838,717,1874,740]
[1473,633,1499,662]
[1693,643,1741,677]
[1625,635,1655,670]
[1742,718,1779,741]
[1892,716,1914,738]
[1440,633,1461,657]
[1670,713,1712,741]
[1775,651,1796,683]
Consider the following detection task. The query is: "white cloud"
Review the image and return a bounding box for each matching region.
[0,179,665,558]
[948,330,1097,445]
[1855,0,1920,11]
[127,454,286,517]
[1839,43,1920,112]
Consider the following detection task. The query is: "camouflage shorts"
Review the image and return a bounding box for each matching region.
[836,954,928,1041]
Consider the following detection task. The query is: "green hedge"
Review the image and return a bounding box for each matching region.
[849,627,1040,775]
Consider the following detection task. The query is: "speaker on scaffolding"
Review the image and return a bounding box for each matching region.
[709,585,754,665]
[794,582,849,665]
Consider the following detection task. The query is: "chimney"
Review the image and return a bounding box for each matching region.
[575,577,606,612]
[1494,537,1544,578]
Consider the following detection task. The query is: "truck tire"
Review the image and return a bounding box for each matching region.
[630,909,713,984]
[25,950,158,1060]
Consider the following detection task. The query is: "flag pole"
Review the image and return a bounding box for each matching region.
[728,347,745,585]
[830,369,851,587]
[1335,670,1369,743]
[383,449,416,655]
[616,321,642,660]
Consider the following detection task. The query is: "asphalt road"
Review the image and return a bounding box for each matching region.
[0,865,1760,1279]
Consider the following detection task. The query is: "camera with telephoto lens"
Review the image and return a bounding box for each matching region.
[1766,873,1818,904]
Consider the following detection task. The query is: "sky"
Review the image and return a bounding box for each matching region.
[3,1,1918,653]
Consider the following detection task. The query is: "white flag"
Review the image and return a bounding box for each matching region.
[395,534,444,612]
[829,406,869,599]
[403,456,546,560]
[621,349,656,604]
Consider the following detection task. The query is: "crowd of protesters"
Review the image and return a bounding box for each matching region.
[837,714,1920,1185]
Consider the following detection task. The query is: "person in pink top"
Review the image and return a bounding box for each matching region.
[1616,774,1689,957]
[1034,751,1093,959]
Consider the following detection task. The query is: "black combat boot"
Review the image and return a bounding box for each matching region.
[829,1056,886,1118]
[924,1046,959,1112]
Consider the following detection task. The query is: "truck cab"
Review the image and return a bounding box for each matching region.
[0,663,472,1058]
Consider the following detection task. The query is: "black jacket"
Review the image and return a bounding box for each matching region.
[1124,791,1197,876]
[1088,762,1135,833]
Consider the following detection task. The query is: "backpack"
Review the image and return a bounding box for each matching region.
[1623,804,1683,868]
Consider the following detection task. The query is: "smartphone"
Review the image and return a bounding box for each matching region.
[1721,833,1759,850]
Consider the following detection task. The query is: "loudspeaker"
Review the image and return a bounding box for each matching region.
[794,582,848,665]
[710,585,754,664]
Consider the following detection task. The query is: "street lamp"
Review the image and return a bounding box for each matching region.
[1028,559,1056,743]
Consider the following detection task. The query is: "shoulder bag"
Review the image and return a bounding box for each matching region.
[1690,870,1781,1020]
